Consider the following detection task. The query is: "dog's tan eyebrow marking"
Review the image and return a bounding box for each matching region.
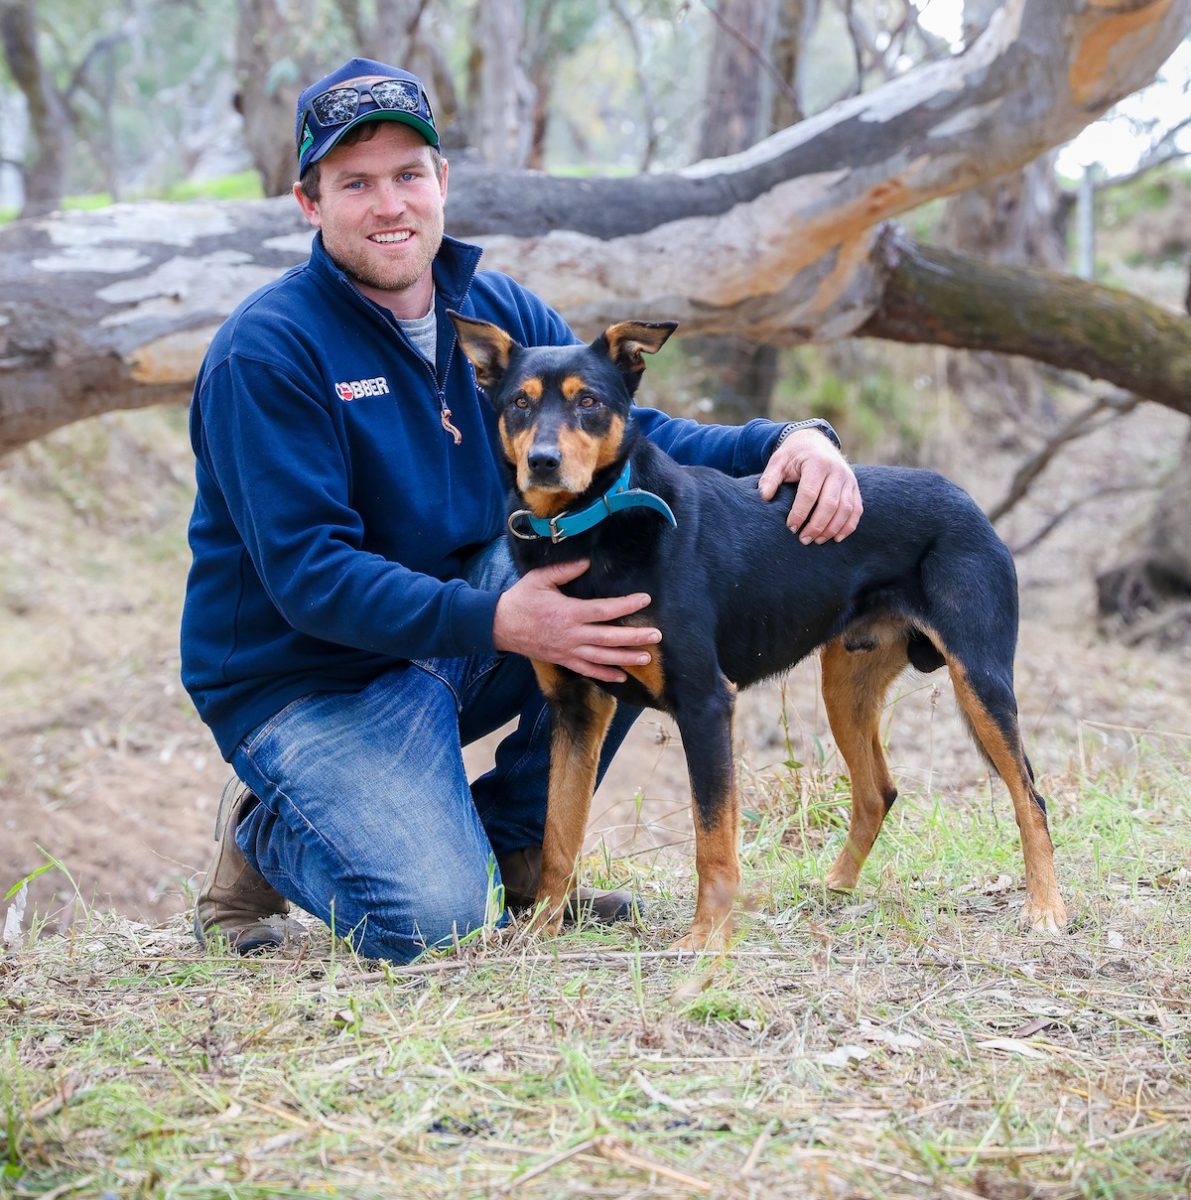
[561,376,590,401]
[517,377,544,401]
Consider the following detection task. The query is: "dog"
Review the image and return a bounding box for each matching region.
[449,311,1067,951]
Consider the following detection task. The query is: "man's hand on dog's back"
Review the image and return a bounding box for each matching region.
[757,428,863,545]
[493,558,660,684]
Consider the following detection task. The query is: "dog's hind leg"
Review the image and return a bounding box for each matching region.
[671,676,741,952]
[945,654,1066,932]
[916,531,1065,931]
[820,636,908,892]
[531,666,618,936]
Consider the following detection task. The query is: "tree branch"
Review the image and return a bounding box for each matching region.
[987,388,1141,524]
[1119,601,1191,646]
[1009,482,1158,557]
[859,226,1191,418]
[66,29,129,96]
[837,0,868,98]
[1097,131,1190,192]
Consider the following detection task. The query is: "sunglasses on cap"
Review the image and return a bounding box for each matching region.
[304,77,433,129]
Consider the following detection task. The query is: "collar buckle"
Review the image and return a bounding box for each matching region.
[508,509,538,540]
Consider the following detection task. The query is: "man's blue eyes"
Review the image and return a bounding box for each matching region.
[345,173,419,189]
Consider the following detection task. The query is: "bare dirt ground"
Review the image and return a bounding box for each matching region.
[1,380,1188,932]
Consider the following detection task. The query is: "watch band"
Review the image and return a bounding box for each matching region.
[776,418,842,452]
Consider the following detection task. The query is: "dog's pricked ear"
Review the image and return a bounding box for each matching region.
[448,310,518,391]
[598,321,679,395]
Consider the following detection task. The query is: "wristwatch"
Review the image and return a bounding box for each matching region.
[775,418,842,452]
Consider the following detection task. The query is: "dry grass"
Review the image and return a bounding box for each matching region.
[4,743,1189,1199]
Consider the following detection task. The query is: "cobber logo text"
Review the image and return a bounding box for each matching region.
[335,376,391,401]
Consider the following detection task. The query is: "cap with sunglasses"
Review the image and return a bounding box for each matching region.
[296,57,439,175]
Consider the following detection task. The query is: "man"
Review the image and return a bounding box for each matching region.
[185,57,862,964]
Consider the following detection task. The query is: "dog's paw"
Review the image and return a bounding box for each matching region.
[525,908,565,939]
[1022,896,1068,934]
[670,924,733,954]
[824,865,858,893]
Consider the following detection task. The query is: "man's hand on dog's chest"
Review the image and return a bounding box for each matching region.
[493,557,661,684]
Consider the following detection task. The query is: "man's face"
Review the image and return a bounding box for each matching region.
[294,120,448,315]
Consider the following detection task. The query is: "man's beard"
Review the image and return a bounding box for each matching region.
[325,226,442,298]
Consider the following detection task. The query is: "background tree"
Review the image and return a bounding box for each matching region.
[234,0,321,197]
[337,0,463,147]
[933,0,1067,429]
[0,0,132,217]
[770,0,818,132]
[233,0,461,196]
[0,0,67,216]
[0,0,252,210]
[465,0,533,165]
[684,0,783,424]
[520,0,600,169]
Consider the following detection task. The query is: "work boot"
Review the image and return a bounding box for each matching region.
[194,778,291,953]
[498,846,639,924]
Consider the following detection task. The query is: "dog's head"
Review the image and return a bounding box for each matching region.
[449,313,677,518]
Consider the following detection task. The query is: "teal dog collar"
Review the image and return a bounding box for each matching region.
[508,460,677,543]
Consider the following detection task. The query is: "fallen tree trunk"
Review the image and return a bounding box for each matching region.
[0,0,1188,454]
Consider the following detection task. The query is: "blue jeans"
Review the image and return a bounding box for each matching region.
[231,539,637,964]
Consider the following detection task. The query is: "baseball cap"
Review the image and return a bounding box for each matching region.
[296,57,439,175]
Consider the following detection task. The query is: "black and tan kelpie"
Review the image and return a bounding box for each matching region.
[450,311,1067,951]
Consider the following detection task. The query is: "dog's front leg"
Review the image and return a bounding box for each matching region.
[672,678,741,952]
[529,665,618,936]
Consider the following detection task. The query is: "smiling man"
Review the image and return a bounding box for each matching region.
[184,58,862,964]
[295,123,446,313]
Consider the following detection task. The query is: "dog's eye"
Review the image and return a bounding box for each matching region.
[512,394,530,410]
[577,394,599,409]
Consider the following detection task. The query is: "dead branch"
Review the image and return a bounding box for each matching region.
[988,388,1141,524]
[1009,482,1159,557]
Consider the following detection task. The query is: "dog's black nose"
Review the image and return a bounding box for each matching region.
[527,446,561,476]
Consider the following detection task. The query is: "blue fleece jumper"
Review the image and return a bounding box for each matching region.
[181,233,787,761]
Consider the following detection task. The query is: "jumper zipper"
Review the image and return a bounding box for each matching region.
[402,319,462,445]
[329,241,477,446]
[352,283,464,445]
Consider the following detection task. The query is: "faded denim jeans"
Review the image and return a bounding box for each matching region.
[230,538,637,964]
